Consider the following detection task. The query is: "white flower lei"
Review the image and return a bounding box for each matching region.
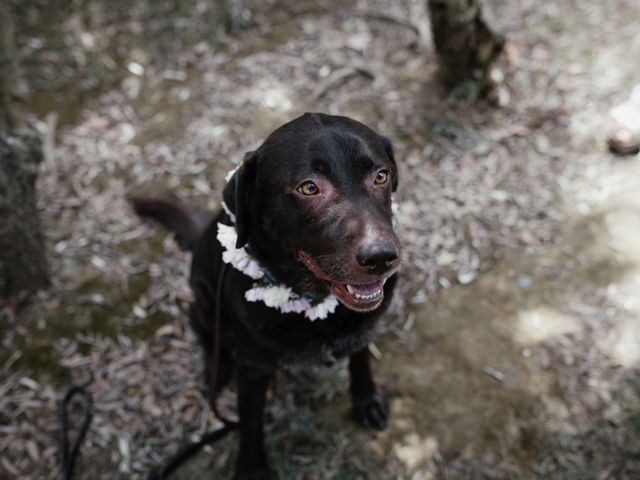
[216,203,339,321]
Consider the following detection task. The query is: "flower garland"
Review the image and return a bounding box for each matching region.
[216,203,339,321]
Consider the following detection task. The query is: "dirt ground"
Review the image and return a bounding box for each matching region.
[1,0,640,479]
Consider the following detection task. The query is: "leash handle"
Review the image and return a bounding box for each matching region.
[60,262,236,480]
[60,382,94,480]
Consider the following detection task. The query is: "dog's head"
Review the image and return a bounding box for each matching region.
[224,113,400,312]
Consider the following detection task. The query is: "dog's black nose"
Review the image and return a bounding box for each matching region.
[357,241,399,274]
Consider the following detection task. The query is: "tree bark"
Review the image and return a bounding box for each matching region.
[0,2,25,131]
[427,0,504,92]
[0,3,50,300]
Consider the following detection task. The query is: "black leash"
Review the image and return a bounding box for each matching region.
[208,263,238,424]
[146,262,237,479]
[146,423,236,480]
[60,377,94,480]
[59,263,236,479]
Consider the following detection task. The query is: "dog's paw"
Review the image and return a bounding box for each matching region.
[351,390,389,431]
[234,467,271,480]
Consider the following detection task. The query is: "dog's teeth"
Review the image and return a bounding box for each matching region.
[346,285,355,294]
[352,288,382,301]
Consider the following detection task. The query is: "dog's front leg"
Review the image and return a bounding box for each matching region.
[349,346,389,431]
[235,366,272,480]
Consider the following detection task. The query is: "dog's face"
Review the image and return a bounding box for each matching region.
[224,113,400,312]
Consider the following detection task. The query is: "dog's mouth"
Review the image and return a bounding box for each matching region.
[331,280,386,312]
[297,251,391,312]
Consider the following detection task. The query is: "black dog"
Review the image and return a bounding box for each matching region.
[133,113,400,479]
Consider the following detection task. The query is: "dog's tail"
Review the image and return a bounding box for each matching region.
[130,196,211,252]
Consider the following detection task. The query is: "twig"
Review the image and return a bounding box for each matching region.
[360,9,421,36]
[368,342,382,360]
[312,64,375,101]
[43,111,58,165]
[359,9,431,48]
[482,366,505,382]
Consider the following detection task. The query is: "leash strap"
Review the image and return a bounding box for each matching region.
[146,423,235,480]
[147,262,238,479]
[208,263,239,426]
[60,379,94,480]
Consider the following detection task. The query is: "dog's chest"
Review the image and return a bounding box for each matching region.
[234,298,381,365]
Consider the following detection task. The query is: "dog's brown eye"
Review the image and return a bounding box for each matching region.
[375,170,389,185]
[297,181,319,196]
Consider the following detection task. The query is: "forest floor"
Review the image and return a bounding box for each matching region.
[2,0,640,479]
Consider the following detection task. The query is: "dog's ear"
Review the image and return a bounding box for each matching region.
[380,136,398,192]
[223,150,259,248]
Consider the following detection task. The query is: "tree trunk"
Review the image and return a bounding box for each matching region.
[0,3,49,301]
[427,0,504,93]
